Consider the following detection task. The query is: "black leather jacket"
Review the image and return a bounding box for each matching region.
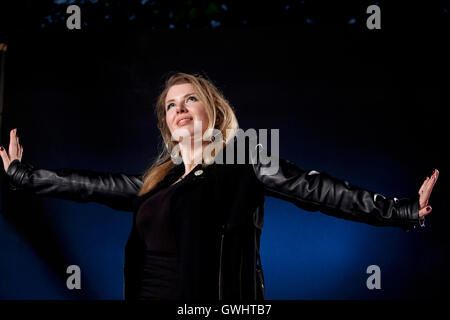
[5,137,423,300]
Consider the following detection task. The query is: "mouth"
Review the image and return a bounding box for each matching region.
[177,116,193,126]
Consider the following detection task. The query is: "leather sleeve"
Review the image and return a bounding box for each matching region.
[251,156,425,232]
[5,159,143,212]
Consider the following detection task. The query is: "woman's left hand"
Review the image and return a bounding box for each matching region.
[418,169,439,218]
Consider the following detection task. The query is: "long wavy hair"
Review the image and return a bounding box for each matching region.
[137,72,239,196]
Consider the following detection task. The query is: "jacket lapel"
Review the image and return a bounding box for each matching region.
[132,162,207,211]
[132,163,183,210]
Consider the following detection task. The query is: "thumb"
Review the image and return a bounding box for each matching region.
[419,206,432,218]
[0,146,11,172]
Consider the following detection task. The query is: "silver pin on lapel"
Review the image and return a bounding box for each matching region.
[194,169,203,176]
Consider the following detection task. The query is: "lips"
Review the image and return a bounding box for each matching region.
[176,116,193,126]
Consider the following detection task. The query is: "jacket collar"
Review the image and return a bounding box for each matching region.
[134,161,204,206]
[167,161,204,181]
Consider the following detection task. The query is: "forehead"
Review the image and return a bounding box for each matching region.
[166,83,196,102]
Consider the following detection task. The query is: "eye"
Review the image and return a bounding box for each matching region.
[187,96,198,102]
[166,103,175,110]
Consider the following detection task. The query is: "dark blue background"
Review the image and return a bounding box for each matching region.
[0,20,447,299]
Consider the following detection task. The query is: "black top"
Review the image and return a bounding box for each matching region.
[134,180,184,300]
[136,181,181,253]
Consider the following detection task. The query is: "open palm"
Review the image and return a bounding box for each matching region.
[0,128,23,172]
[418,169,439,218]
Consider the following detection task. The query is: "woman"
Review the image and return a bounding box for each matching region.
[0,72,439,300]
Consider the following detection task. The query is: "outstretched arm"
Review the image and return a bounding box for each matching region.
[1,128,142,212]
[252,156,438,231]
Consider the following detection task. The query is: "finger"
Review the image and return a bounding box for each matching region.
[9,128,18,157]
[427,170,439,191]
[16,132,20,157]
[422,170,438,206]
[419,177,429,195]
[0,146,11,172]
[419,176,433,207]
[419,206,432,218]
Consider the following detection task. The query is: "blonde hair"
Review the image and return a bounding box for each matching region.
[137,72,239,196]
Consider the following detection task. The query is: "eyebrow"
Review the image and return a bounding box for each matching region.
[166,93,196,105]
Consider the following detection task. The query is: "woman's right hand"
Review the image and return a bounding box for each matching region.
[0,128,24,173]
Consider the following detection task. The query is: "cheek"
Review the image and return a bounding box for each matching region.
[166,114,174,130]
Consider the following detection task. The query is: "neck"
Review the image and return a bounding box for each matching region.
[178,137,209,175]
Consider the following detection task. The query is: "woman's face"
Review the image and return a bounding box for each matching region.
[165,83,209,140]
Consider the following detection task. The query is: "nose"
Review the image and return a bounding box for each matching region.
[176,102,188,113]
